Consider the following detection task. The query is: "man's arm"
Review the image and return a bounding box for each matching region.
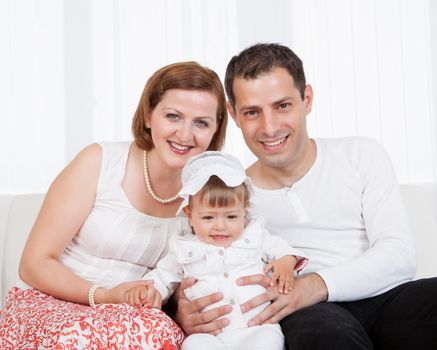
[237,273,328,325]
[317,138,416,302]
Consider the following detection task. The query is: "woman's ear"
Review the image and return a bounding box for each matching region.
[145,112,152,129]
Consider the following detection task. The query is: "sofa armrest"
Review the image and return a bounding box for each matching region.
[400,184,437,279]
[0,195,14,307]
[1,194,44,308]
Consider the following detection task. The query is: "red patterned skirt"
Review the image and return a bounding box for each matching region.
[0,287,184,349]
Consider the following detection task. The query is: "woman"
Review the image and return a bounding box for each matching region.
[0,61,227,349]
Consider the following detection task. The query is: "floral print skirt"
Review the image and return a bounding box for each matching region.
[0,287,184,349]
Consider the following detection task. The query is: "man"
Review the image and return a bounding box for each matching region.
[176,43,437,349]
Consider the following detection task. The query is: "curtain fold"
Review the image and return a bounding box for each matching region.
[1,0,436,193]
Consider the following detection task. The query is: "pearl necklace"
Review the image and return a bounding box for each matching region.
[143,150,180,204]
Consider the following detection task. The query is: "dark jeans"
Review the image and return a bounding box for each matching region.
[280,278,437,350]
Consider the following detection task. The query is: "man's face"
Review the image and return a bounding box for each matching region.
[228,67,313,170]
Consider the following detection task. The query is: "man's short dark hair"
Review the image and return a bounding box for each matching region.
[225,43,307,108]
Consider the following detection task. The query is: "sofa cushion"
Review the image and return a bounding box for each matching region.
[1,185,436,308]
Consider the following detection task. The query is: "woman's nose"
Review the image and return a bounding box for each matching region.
[176,121,193,143]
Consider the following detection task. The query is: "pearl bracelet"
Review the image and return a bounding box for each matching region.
[88,284,100,307]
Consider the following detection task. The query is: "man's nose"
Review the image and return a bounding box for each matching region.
[262,110,279,136]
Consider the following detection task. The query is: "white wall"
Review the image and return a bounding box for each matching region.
[1,0,436,193]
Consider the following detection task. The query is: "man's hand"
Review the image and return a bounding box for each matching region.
[175,277,232,335]
[237,273,328,326]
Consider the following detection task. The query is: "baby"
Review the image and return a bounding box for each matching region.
[126,151,307,349]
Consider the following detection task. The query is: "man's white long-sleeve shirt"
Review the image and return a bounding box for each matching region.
[250,137,416,302]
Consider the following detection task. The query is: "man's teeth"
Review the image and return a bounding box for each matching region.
[170,142,190,150]
[263,137,286,147]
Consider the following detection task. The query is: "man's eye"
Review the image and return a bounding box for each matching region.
[278,103,291,109]
[244,110,257,117]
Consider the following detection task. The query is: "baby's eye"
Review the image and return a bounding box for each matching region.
[227,215,238,220]
[202,216,214,220]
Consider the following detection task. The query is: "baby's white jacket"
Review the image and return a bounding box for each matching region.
[144,216,307,330]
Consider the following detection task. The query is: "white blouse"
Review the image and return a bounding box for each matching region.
[59,141,191,288]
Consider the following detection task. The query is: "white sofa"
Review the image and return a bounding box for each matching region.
[1,185,437,308]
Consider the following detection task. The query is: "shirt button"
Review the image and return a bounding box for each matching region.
[229,298,235,305]
[224,272,229,278]
[244,238,250,244]
[219,250,225,256]
[188,251,193,257]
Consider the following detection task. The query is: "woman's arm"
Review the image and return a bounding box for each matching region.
[19,143,103,305]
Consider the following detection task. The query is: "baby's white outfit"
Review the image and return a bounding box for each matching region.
[145,215,307,350]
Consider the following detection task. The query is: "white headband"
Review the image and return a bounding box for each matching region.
[176,151,251,215]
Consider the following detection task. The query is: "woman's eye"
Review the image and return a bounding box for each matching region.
[166,113,180,121]
[194,119,209,128]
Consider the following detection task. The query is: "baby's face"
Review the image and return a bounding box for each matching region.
[184,196,246,247]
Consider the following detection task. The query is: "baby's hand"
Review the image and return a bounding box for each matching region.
[264,255,298,294]
[125,282,163,309]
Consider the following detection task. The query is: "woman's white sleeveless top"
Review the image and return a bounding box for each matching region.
[59,141,189,288]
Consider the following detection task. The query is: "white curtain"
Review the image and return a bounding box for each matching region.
[291,0,437,185]
[1,0,436,193]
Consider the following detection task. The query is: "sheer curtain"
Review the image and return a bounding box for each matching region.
[1,0,436,193]
[291,0,437,185]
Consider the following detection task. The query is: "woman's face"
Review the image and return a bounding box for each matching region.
[146,89,219,170]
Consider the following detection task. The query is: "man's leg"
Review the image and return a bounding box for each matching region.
[280,302,372,350]
[369,278,437,349]
[337,277,437,350]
